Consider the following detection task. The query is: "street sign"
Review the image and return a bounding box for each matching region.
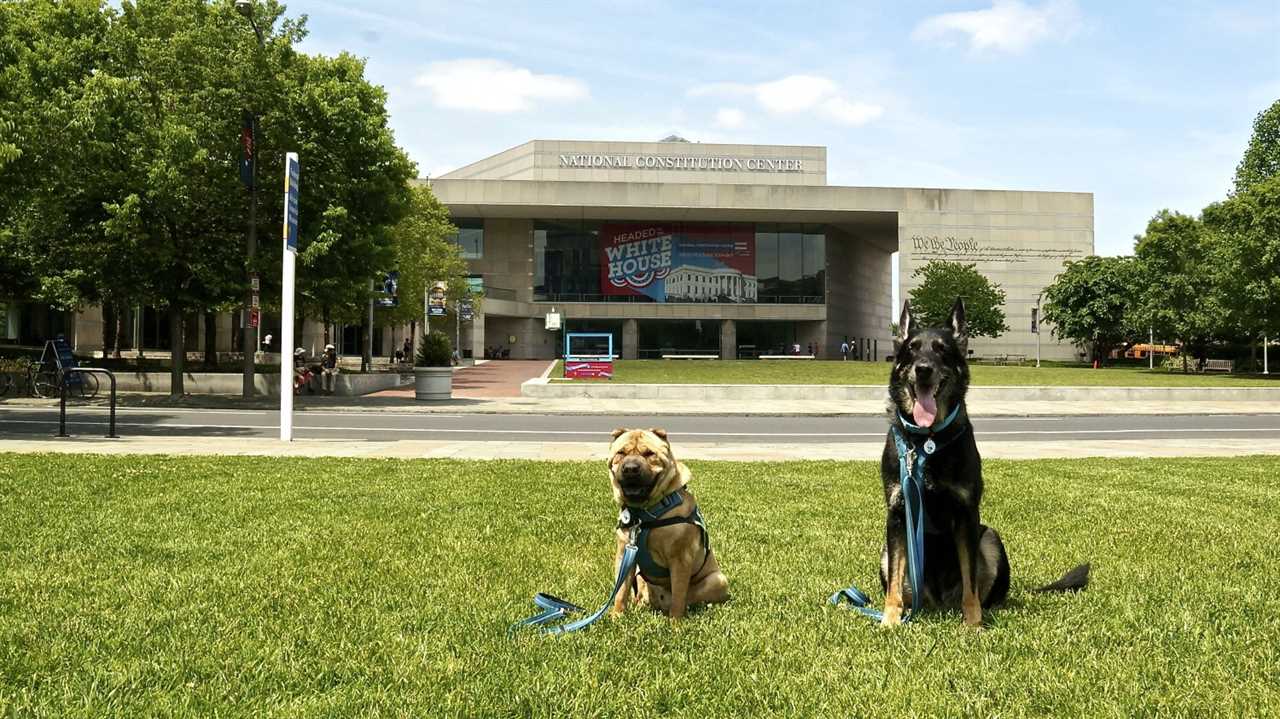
[283,152,300,252]
[545,311,561,331]
[460,298,474,322]
[251,293,259,308]
[250,274,259,291]
[248,308,260,328]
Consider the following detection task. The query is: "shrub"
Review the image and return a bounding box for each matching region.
[415,331,452,367]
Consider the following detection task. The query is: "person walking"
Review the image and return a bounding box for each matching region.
[840,339,849,361]
[402,337,412,364]
[320,343,339,395]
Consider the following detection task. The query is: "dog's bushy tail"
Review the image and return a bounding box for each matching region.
[1034,563,1090,593]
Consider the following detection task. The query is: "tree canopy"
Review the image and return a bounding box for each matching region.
[907,261,1009,339]
[1040,255,1139,362]
[0,0,466,395]
[1234,99,1280,194]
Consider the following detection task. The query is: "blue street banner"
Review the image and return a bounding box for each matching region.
[428,281,447,317]
[283,152,300,252]
[375,271,400,308]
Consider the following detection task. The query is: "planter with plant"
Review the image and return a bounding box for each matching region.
[414,331,454,400]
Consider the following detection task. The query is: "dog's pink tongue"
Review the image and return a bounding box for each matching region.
[913,385,938,426]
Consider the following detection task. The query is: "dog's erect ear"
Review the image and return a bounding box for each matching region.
[947,297,967,337]
[648,428,669,441]
[611,428,627,440]
[897,300,913,344]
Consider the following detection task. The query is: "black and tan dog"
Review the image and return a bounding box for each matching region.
[606,428,729,619]
[880,298,1089,627]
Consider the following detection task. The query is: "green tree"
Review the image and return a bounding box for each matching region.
[907,260,1009,338]
[378,184,467,343]
[1132,211,1222,371]
[1203,175,1280,346]
[1041,255,1140,362]
[1234,99,1280,194]
[282,51,417,345]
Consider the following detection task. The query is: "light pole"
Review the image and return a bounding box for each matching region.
[1033,293,1042,368]
[237,0,264,398]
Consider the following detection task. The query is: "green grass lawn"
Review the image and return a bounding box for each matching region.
[2,454,1279,717]
[553,359,1280,386]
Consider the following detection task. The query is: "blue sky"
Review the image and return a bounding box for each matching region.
[292,0,1279,256]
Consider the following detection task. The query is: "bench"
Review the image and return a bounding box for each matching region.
[1202,359,1233,373]
[661,354,719,360]
[760,354,815,360]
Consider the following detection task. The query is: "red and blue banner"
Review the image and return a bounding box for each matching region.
[600,223,756,302]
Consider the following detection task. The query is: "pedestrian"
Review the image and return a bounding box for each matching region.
[292,348,313,394]
[403,337,412,362]
[840,339,849,361]
[321,343,339,394]
[263,333,273,352]
[792,342,800,355]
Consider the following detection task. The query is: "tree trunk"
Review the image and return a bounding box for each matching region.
[112,303,124,359]
[169,307,185,397]
[204,311,217,369]
[1251,336,1258,372]
[102,303,117,360]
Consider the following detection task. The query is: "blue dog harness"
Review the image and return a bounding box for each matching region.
[511,489,709,636]
[617,490,711,581]
[830,404,964,623]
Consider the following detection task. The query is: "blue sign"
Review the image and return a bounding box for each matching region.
[284,152,300,252]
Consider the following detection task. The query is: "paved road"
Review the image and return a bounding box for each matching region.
[3,406,1280,444]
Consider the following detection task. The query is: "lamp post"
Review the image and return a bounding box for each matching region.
[1033,293,1042,368]
[237,0,264,398]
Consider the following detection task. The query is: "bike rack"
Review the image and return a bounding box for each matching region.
[57,367,118,439]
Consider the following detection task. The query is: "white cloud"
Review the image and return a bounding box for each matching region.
[754,75,838,113]
[913,0,1081,54]
[689,74,884,126]
[414,59,587,113]
[714,107,745,129]
[821,98,884,125]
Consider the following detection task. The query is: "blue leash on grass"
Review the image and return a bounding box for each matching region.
[829,405,961,623]
[510,543,639,636]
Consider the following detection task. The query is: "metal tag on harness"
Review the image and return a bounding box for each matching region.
[923,438,937,454]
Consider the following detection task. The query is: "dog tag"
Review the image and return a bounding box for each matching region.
[923,438,937,455]
[619,508,631,525]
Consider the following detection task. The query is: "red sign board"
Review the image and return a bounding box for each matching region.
[248,308,260,329]
[565,360,613,379]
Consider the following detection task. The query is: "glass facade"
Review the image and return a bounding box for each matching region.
[533,219,824,303]
[449,219,484,259]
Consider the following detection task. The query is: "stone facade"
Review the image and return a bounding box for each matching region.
[430,139,1093,361]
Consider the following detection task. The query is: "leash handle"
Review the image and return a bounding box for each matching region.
[511,543,639,637]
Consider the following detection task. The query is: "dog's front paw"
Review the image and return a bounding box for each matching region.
[880,606,903,626]
[962,604,983,628]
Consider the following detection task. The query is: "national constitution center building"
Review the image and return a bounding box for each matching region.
[431,138,1094,361]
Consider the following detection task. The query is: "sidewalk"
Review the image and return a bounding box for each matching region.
[4,435,1278,461]
[2,393,1278,417]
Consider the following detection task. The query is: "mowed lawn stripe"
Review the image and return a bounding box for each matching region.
[1,454,1277,717]
[552,359,1280,387]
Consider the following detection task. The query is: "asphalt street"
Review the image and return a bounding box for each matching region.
[3,406,1279,444]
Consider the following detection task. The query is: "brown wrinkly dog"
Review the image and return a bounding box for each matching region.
[606,428,729,619]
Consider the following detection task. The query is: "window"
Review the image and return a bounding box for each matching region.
[450,218,484,259]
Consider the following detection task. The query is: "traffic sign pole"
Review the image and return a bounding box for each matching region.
[281,152,300,441]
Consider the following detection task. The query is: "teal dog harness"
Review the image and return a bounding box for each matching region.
[617,490,711,581]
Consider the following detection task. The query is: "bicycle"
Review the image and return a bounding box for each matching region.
[28,364,99,400]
